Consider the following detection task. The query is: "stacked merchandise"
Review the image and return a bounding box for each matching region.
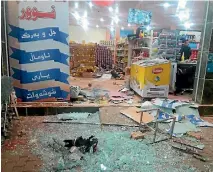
[70,44,97,77]
[99,40,115,47]
[116,38,129,70]
[158,30,181,61]
[99,40,115,56]
[95,45,113,70]
[188,41,199,60]
[131,30,153,63]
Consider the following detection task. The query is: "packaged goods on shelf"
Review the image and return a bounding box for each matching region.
[95,45,113,70]
[70,43,96,77]
[116,38,129,70]
[157,30,180,61]
[99,40,115,47]
[131,31,153,63]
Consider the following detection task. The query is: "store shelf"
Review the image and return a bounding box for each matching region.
[117,49,128,51]
[135,37,152,40]
[117,54,127,57]
[133,47,150,50]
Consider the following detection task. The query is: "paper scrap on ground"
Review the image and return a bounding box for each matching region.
[120,107,154,124]
[152,98,188,109]
[158,111,182,122]
[186,114,213,127]
[169,122,201,134]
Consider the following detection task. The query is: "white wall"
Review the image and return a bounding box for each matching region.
[69,25,107,43]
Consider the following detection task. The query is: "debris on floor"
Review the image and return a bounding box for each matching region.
[57,112,91,121]
[173,138,205,150]
[32,127,197,172]
[172,144,207,162]
[120,107,155,124]
[187,131,202,140]
[131,131,146,140]
[49,111,100,124]
[64,135,98,153]
[169,122,201,135]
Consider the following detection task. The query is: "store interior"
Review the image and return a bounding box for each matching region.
[2,1,213,171]
[68,1,205,106]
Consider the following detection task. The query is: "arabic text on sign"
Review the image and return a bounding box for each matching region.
[19,6,56,21]
[26,88,56,99]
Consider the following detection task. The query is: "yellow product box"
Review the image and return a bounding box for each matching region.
[130,59,171,98]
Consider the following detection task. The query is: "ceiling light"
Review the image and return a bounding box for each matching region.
[178,9,189,21]
[121,27,124,30]
[96,25,99,28]
[100,18,104,22]
[109,7,113,12]
[128,23,131,27]
[82,19,89,30]
[111,20,114,26]
[73,11,80,20]
[163,3,170,8]
[115,6,119,13]
[146,25,151,31]
[178,0,187,9]
[113,16,119,24]
[84,11,87,18]
[184,22,193,29]
[75,2,78,9]
[89,2,93,8]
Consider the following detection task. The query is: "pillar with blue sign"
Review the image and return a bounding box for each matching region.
[7,1,70,102]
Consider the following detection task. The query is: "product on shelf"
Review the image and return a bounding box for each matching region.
[99,40,115,47]
[70,43,96,77]
[116,38,129,70]
[95,45,113,70]
[131,30,153,63]
[157,30,180,61]
[70,43,113,77]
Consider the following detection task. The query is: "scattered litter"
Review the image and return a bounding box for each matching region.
[17,130,26,137]
[173,139,205,150]
[172,144,207,162]
[126,99,133,104]
[169,122,201,134]
[197,121,213,127]
[127,91,135,96]
[99,74,112,80]
[152,98,188,109]
[64,135,98,153]
[141,101,153,110]
[186,114,213,127]
[31,125,197,171]
[189,104,199,109]
[88,83,92,88]
[57,112,90,121]
[158,111,182,122]
[110,92,132,101]
[187,131,202,140]
[69,146,84,161]
[131,131,146,140]
[193,154,207,162]
[70,86,81,98]
[120,87,129,93]
[100,164,107,171]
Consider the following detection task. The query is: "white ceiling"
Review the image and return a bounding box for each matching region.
[69,1,206,31]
